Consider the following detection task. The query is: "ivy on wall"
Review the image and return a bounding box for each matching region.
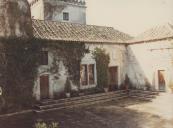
[92,47,110,90]
[0,38,88,113]
[35,39,89,88]
[0,38,41,112]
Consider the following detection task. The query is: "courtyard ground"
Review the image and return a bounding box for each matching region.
[0,93,172,128]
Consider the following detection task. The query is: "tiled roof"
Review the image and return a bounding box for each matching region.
[32,19,132,43]
[130,23,173,43]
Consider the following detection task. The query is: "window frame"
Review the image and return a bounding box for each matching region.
[40,51,48,65]
[63,12,69,21]
[80,63,96,87]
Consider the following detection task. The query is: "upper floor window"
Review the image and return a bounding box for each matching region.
[40,51,48,65]
[63,12,69,21]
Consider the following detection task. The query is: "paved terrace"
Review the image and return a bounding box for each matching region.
[0,93,172,128]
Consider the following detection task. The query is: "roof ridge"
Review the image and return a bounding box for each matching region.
[32,19,115,29]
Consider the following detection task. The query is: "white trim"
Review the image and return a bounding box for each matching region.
[80,60,97,89]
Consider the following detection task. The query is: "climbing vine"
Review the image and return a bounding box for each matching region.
[0,37,41,112]
[38,39,89,88]
[92,47,110,90]
[0,38,88,113]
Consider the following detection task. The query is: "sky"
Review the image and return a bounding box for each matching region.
[86,0,173,36]
[28,0,173,36]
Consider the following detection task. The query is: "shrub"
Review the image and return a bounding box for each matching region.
[34,122,59,128]
[92,48,110,89]
[64,78,72,93]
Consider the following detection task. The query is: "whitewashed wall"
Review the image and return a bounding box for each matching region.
[30,0,86,24]
[33,43,127,100]
[87,43,128,86]
[127,39,173,92]
[30,0,44,20]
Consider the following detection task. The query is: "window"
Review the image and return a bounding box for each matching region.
[63,12,69,21]
[89,64,95,85]
[80,65,88,86]
[80,64,95,86]
[40,51,48,65]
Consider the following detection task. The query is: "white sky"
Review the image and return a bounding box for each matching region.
[86,0,173,36]
[28,0,173,36]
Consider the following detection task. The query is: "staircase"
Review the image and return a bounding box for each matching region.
[129,89,159,101]
[34,90,128,113]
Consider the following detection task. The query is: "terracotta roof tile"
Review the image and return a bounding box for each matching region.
[32,19,132,43]
[130,23,173,43]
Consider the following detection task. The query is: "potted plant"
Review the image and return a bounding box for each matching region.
[64,78,72,98]
[103,85,109,93]
[124,74,130,90]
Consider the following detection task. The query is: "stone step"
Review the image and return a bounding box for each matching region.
[129,92,159,97]
[130,95,153,101]
[34,95,127,113]
[34,90,128,113]
[129,89,159,101]
[130,90,159,95]
[36,93,127,110]
[40,90,126,105]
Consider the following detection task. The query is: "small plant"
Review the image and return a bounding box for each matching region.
[34,121,59,128]
[64,78,72,97]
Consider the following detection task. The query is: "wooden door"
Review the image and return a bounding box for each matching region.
[109,67,118,90]
[40,75,49,99]
[158,70,166,91]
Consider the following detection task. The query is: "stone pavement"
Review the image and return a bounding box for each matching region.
[126,93,173,120]
[0,93,172,128]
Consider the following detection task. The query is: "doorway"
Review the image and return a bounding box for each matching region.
[109,66,118,90]
[158,70,166,92]
[40,75,49,99]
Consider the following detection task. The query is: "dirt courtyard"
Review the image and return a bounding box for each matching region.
[0,93,172,128]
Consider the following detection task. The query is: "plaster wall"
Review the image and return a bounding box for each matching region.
[127,39,173,92]
[30,0,86,24]
[33,43,127,100]
[30,0,44,20]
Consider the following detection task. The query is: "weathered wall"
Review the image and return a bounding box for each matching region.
[0,0,32,38]
[30,0,44,20]
[30,0,86,24]
[33,43,127,100]
[127,39,173,92]
[44,0,86,24]
[87,43,128,86]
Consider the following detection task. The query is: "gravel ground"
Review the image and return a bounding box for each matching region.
[0,93,172,128]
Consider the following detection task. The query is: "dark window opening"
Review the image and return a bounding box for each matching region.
[40,51,48,65]
[63,12,69,21]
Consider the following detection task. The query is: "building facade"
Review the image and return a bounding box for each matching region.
[0,0,173,101]
[29,0,86,24]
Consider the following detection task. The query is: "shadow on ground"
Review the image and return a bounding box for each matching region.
[0,97,172,128]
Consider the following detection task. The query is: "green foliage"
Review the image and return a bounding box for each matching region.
[34,122,59,128]
[92,47,110,89]
[0,37,88,112]
[41,40,89,88]
[0,37,40,112]
[64,78,71,93]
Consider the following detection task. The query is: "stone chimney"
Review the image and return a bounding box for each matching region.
[0,0,33,38]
